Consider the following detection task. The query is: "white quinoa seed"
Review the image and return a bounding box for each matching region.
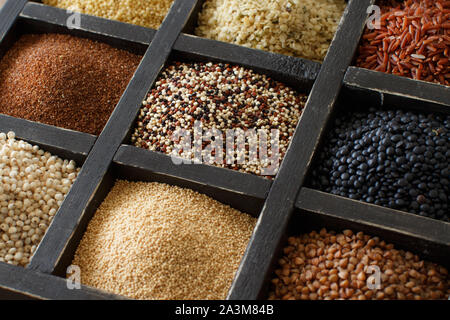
[71,180,257,300]
[195,0,347,62]
[0,132,79,267]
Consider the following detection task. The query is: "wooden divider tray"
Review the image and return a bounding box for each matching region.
[0,0,448,300]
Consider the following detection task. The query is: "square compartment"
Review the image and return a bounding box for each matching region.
[306,84,450,223]
[261,207,450,299]
[0,15,147,137]
[183,0,348,63]
[122,49,316,183]
[0,129,88,269]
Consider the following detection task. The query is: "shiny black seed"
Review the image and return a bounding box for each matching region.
[311,107,449,222]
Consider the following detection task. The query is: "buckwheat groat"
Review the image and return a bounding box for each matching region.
[71,181,256,300]
[43,0,174,29]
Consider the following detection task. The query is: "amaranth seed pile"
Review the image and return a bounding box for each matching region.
[0,33,141,136]
[269,229,450,300]
[310,108,449,222]
[43,0,174,29]
[71,181,256,300]
[195,0,347,62]
[356,0,449,86]
[131,62,307,177]
[0,132,79,267]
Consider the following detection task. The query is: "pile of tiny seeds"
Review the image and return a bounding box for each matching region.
[131,62,307,177]
[42,0,174,29]
[195,0,347,62]
[356,0,449,86]
[71,181,256,300]
[269,229,450,300]
[310,107,449,222]
[0,132,79,267]
[0,33,141,135]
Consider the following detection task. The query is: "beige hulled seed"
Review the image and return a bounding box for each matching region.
[0,33,141,136]
[43,0,174,29]
[0,132,79,267]
[195,0,347,62]
[269,228,450,300]
[71,180,256,300]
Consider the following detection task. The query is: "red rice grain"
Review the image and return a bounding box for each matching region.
[356,0,449,86]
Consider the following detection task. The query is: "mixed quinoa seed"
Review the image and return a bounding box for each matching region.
[131,62,307,178]
[195,0,347,62]
[311,108,449,222]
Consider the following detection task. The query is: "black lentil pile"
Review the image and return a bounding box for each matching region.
[131,61,307,177]
[310,108,449,222]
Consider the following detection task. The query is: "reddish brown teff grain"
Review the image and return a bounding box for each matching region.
[0,33,141,135]
[356,0,449,86]
[269,229,450,300]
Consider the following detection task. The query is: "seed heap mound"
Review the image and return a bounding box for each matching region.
[0,33,141,135]
[310,108,449,222]
[71,181,256,300]
[0,132,79,267]
[195,0,346,62]
[269,229,450,300]
[356,0,449,86]
[43,0,174,29]
[131,62,307,177]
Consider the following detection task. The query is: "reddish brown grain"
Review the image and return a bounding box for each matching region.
[0,34,142,135]
[268,229,450,300]
[356,0,449,86]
